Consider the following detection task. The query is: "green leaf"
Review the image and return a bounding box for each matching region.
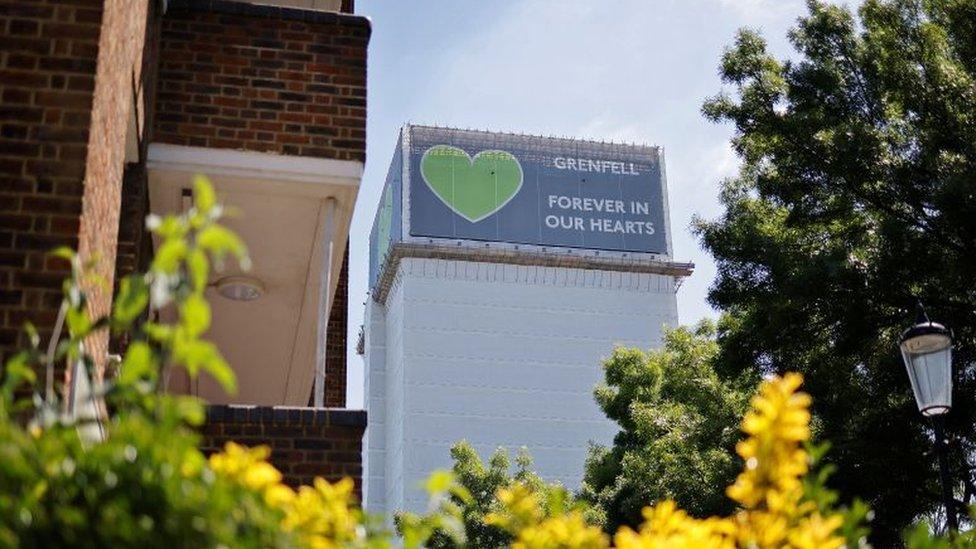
[24,322,39,349]
[118,341,156,386]
[1,351,36,402]
[48,246,76,262]
[174,395,205,425]
[152,238,188,274]
[142,321,173,343]
[112,275,149,329]
[175,339,236,394]
[424,470,454,495]
[150,215,186,239]
[199,346,235,394]
[196,225,246,262]
[180,294,211,337]
[187,249,209,293]
[193,175,217,213]
[65,306,91,338]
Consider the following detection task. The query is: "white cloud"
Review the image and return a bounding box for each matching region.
[577,114,647,146]
[717,0,806,20]
[717,0,854,22]
[708,142,740,182]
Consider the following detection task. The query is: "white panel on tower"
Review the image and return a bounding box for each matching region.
[362,125,693,515]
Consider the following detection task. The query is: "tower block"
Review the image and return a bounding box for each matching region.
[362,125,693,515]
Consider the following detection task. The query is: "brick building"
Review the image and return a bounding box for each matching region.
[0,0,369,493]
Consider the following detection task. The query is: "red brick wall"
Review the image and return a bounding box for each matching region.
[153,1,369,162]
[324,243,348,408]
[114,0,161,286]
[75,0,150,382]
[0,0,103,361]
[200,404,366,496]
[0,1,155,372]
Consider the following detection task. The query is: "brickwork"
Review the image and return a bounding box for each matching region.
[0,0,102,360]
[110,163,154,355]
[114,0,162,288]
[0,0,153,373]
[200,404,366,496]
[324,243,348,407]
[113,166,151,285]
[153,0,369,162]
[75,0,151,381]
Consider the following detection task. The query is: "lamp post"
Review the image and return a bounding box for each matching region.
[899,306,957,532]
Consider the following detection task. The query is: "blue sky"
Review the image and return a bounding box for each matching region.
[345,0,842,407]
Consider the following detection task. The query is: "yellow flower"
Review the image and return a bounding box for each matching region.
[487,482,607,548]
[512,511,608,549]
[787,513,845,549]
[486,484,544,531]
[208,442,282,491]
[281,477,362,548]
[614,502,735,549]
[617,374,847,549]
[726,373,811,514]
[264,483,296,507]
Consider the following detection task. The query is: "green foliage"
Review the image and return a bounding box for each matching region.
[0,177,298,547]
[0,398,291,547]
[580,321,756,531]
[397,441,593,548]
[697,0,976,542]
[904,509,976,548]
[905,520,976,548]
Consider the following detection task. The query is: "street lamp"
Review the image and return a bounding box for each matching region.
[899,305,957,532]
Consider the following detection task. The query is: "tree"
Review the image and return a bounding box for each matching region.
[490,374,872,548]
[396,441,591,548]
[697,0,976,541]
[580,321,756,531]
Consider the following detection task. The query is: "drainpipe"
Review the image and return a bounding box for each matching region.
[314,197,337,408]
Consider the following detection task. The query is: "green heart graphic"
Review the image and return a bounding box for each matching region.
[420,145,523,222]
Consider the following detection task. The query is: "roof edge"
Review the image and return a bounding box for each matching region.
[166,0,371,30]
[400,123,661,151]
[371,243,694,304]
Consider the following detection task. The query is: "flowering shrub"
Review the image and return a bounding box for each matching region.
[486,483,607,549]
[394,441,598,548]
[474,373,868,549]
[612,373,863,548]
[208,442,372,548]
